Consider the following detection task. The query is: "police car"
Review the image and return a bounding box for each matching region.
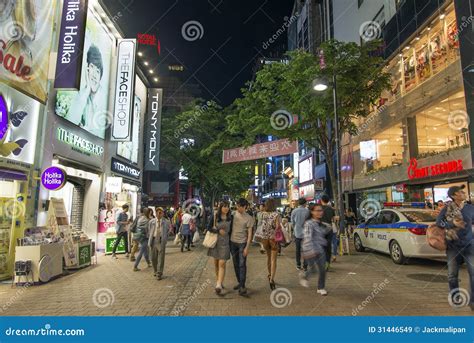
[353,202,445,264]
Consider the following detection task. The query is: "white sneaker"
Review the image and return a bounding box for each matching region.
[317,289,328,296]
[299,277,309,288]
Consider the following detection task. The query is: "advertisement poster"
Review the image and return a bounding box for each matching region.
[0,83,40,165]
[0,0,56,104]
[117,95,141,163]
[55,9,113,139]
[98,208,115,233]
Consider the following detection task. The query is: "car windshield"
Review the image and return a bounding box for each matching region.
[400,210,437,223]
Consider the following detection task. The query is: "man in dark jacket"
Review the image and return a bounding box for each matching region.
[436,185,474,311]
[320,195,335,270]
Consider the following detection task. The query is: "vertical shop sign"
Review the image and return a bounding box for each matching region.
[111,39,137,141]
[54,0,89,89]
[144,88,163,171]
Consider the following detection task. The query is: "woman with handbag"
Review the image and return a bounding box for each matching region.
[254,199,281,290]
[206,200,232,295]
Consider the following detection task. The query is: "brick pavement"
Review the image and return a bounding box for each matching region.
[0,240,472,316]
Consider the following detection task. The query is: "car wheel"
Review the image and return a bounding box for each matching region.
[354,234,365,252]
[389,240,406,264]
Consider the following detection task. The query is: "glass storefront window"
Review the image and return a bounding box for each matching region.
[416,91,469,156]
[368,4,460,114]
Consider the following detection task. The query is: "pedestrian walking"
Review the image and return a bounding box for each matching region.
[179,209,193,252]
[436,185,474,311]
[254,199,281,290]
[255,204,266,254]
[345,208,356,238]
[320,195,335,269]
[207,200,232,295]
[291,198,310,271]
[129,216,139,261]
[172,208,183,235]
[230,198,254,296]
[133,208,152,271]
[299,203,331,296]
[148,207,170,280]
[112,204,130,259]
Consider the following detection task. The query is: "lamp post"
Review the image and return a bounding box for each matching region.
[313,74,345,235]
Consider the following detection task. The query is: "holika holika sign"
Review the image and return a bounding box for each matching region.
[111,39,137,141]
[54,0,88,89]
[144,88,163,171]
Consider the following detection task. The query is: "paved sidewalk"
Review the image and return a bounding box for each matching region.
[0,240,472,316]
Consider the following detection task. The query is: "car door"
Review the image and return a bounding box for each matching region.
[361,214,380,249]
[376,210,400,253]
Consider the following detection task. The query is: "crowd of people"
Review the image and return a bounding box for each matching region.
[108,187,474,310]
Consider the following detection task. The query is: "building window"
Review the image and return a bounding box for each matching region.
[416,91,469,158]
[358,123,404,173]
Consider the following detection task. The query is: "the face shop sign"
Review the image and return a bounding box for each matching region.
[111,157,141,179]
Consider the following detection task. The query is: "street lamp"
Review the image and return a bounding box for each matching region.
[312,78,328,92]
[313,74,345,235]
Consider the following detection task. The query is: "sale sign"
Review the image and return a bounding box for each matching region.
[222,139,298,164]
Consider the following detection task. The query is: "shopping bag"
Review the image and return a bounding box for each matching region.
[173,234,181,246]
[202,231,218,248]
[192,231,200,243]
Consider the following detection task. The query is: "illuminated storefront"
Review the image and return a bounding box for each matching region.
[348,1,473,209]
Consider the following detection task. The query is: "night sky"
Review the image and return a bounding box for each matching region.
[102,0,294,105]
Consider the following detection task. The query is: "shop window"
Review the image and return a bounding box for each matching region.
[416,91,469,157]
[429,20,449,75]
[446,11,460,63]
[402,48,417,92]
[414,34,430,83]
[360,123,404,172]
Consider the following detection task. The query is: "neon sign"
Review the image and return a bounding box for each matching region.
[407,158,463,180]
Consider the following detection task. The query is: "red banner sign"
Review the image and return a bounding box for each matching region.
[222,139,298,164]
[407,158,463,180]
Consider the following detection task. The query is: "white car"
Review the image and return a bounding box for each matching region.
[353,207,445,264]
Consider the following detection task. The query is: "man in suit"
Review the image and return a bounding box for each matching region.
[149,207,170,280]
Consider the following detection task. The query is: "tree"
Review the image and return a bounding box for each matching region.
[227,40,391,211]
[161,100,254,209]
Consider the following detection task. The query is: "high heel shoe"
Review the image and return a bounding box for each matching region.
[269,279,276,290]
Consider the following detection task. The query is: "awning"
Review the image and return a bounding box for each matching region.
[0,168,27,181]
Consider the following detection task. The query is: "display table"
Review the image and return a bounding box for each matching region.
[14,243,63,283]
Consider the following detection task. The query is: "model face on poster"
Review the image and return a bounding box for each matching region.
[86,46,103,95]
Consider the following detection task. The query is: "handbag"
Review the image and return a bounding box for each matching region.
[426,224,447,251]
[203,215,218,248]
[173,234,181,246]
